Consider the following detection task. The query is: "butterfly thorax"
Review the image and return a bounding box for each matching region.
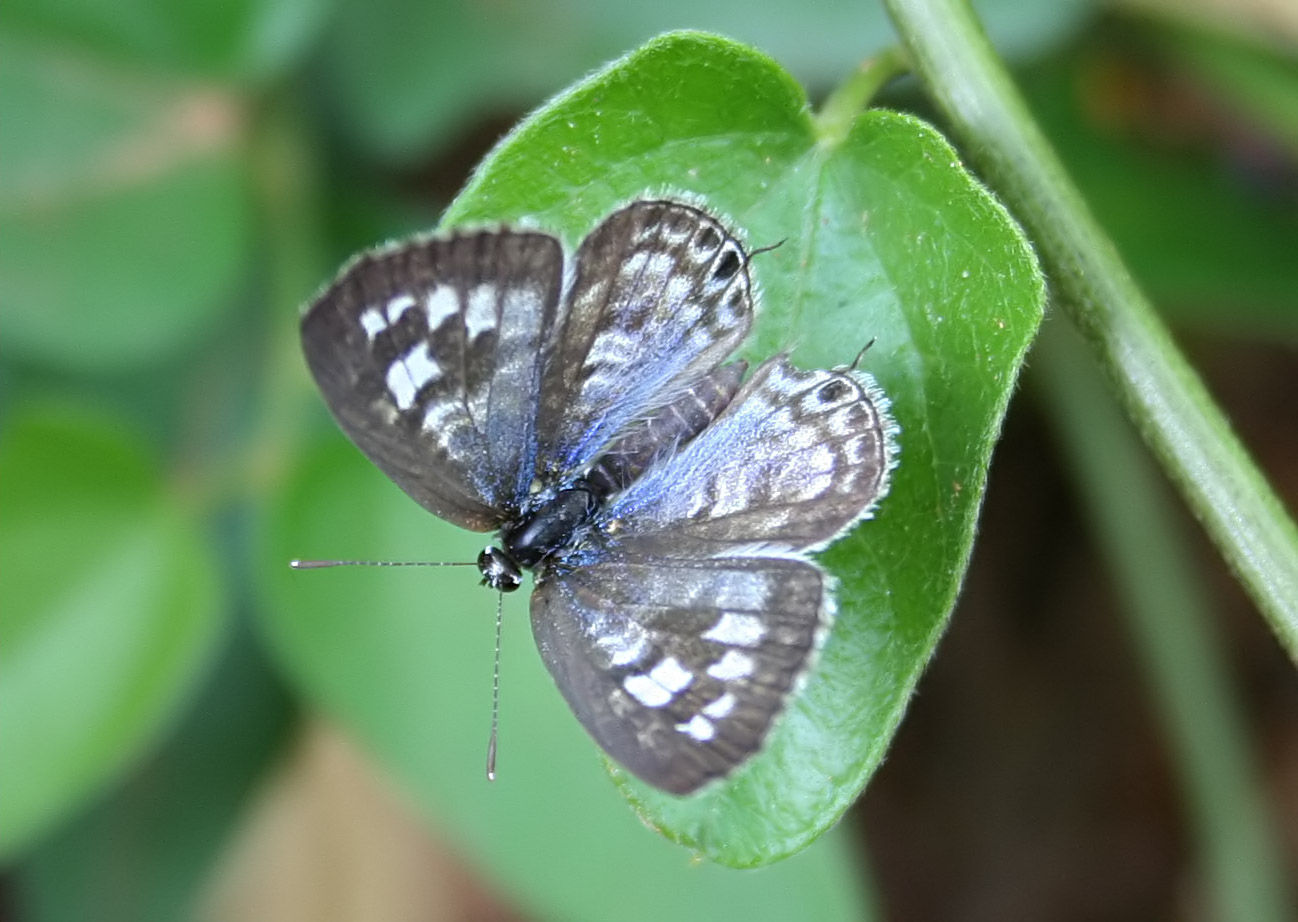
[478,483,600,592]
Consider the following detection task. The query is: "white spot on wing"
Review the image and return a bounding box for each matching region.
[709,470,749,516]
[702,612,766,647]
[702,692,737,719]
[361,295,419,341]
[676,714,715,741]
[808,443,834,474]
[386,362,417,410]
[624,674,672,708]
[464,285,498,339]
[386,343,440,410]
[360,307,387,340]
[595,621,649,667]
[405,345,440,387]
[425,286,458,330]
[707,650,754,681]
[385,293,416,323]
[799,444,835,498]
[649,656,693,693]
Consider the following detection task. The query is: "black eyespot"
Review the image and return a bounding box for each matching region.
[713,248,741,281]
[818,379,850,402]
[696,227,721,251]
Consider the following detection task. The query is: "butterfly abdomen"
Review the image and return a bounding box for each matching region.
[584,361,748,496]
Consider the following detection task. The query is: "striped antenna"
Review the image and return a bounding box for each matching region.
[486,591,504,781]
[292,554,507,784]
[290,558,476,569]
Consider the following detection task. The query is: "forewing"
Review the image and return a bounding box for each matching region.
[535,200,754,476]
[301,230,563,530]
[605,356,898,555]
[531,555,828,794]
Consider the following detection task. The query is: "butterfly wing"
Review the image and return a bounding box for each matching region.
[532,356,897,793]
[534,200,755,477]
[530,555,828,794]
[605,356,898,557]
[301,230,564,530]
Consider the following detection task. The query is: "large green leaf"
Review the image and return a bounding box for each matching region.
[0,0,329,80]
[0,408,225,857]
[264,29,1042,877]
[14,628,294,922]
[0,31,252,372]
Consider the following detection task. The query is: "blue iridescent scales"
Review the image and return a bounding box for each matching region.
[300,199,899,794]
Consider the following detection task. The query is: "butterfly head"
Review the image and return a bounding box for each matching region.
[477,546,523,592]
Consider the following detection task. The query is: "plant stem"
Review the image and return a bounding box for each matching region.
[814,46,912,146]
[882,0,1298,663]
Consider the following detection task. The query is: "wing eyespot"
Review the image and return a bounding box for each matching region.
[696,226,722,251]
[712,248,742,282]
[816,379,850,403]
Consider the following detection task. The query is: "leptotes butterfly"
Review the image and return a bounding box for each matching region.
[300,199,898,794]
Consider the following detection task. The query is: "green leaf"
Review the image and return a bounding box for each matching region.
[0,30,253,372]
[14,628,294,922]
[265,30,1042,872]
[0,407,225,857]
[0,0,330,81]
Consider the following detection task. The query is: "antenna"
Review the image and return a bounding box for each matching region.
[850,338,878,370]
[748,238,787,260]
[289,559,477,569]
[292,554,508,784]
[486,590,504,781]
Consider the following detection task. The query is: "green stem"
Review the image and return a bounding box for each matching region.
[1034,317,1293,922]
[882,0,1298,663]
[814,46,912,146]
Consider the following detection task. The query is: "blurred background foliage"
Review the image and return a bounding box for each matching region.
[1,0,1296,919]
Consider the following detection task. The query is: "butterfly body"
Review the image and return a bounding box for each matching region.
[301,199,898,794]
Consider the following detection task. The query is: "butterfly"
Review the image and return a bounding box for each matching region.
[299,199,898,794]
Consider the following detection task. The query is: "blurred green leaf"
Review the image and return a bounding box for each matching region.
[0,30,253,372]
[1159,20,1298,154]
[14,626,294,922]
[1033,317,1295,922]
[0,0,331,80]
[1022,46,1298,329]
[0,407,225,857]
[263,28,1042,875]
[318,0,1093,161]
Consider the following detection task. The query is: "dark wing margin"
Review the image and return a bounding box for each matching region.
[531,555,828,795]
[534,200,755,479]
[301,230,564,530]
